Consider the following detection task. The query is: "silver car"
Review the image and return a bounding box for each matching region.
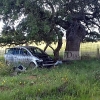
[4,46,56,69]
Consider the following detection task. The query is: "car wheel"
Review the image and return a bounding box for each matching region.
[6,61,11,66]
[29,62,37,70]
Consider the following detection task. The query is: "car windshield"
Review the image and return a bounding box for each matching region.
[27,47,46,55]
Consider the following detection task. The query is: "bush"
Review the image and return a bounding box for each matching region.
[0,61,12,76]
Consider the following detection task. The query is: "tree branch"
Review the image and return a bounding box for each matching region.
[44,43,50,52]
[49,45,55,52]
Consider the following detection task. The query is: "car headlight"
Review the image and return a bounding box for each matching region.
[36,60,43,66]
[36,60,43,63]
[37,59,43,62]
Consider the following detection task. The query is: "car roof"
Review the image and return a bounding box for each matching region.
[15,46,36,48]
[10,46,37,49]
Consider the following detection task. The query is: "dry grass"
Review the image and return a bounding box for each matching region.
[0,41,100,58]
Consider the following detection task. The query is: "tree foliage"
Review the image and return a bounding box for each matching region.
[0,0,100,59]
[0,0,57,46]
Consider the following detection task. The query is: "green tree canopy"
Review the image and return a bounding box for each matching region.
[0,0,100,59]
[0,0,100,44]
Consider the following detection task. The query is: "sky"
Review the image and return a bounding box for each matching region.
[0,14,26,33]
[0,17,66,39]
[0,20,4,33]
[0,19,99,39]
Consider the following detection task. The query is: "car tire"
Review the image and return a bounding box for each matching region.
[29,62,37,70]
[6,61,11,66]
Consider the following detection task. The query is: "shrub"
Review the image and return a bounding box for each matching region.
[0,61,12,76]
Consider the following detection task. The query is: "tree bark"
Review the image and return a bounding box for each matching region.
[64,39,81,60]
[64,22,86,60]
[54,38,62,60]
[44,43,50,52]
[65,39,81,51]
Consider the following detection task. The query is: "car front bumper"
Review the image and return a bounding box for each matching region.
[36,60,55,67]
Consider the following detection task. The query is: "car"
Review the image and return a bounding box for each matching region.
[4,46,56,69]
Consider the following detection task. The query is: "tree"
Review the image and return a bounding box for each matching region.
[53,0,100,59]
[0,0,100,60]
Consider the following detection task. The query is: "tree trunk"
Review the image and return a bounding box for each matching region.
[64,21,86,60]
[65,39,81,51]
[54,38,62,60]
[64,39,81,60]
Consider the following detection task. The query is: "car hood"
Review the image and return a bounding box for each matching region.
[34,54,53,61]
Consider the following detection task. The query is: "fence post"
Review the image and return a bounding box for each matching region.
[97,48,99,59]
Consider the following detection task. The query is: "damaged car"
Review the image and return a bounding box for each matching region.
[4,46,58,69]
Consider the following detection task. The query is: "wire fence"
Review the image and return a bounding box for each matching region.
[0,42,100,59]
[80,42,100,59]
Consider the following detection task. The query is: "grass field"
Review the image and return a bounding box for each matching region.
[0,57,100,100]
[0,41,100,58]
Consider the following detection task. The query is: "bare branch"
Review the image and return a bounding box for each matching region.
[49,45,55,52]
[89,20,100,28]
[44,43,50,52]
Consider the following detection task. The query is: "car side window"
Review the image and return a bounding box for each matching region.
[20,48,30,56]
[13,48,20,55]
[34,48,43,54]
[6,48,13,54]
[5,48,20,55]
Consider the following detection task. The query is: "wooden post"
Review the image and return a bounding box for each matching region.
[25,43,28,46]
[97,48,99,59]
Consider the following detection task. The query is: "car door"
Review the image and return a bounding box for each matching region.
[12,48,21,65]
[5,48,14,64]
[19,48,31,65]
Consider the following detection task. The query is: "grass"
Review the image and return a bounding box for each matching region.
[0,41,100,56]
[0,57,100,100]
